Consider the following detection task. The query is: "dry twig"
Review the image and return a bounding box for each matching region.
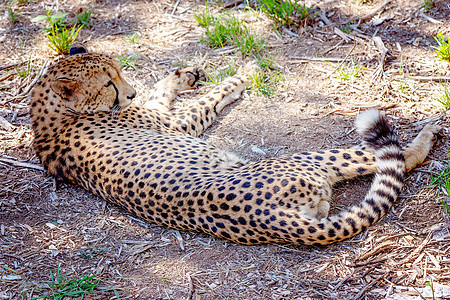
[348,0,392,23]
[0,116,15,131]
[372,36,388,80]
[0,157,44,171]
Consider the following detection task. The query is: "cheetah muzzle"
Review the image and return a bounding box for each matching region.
[29,46,441,246]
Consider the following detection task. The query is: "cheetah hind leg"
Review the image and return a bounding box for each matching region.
[352,123,442,172]
[144,67,206,112]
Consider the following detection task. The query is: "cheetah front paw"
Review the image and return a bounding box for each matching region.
[174,67,207,90]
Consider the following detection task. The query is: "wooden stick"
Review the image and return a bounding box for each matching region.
[351,273,385,300]
[186,273,194,300]
[289,56,352,62]
[223,0,243,9]
[372,36,389,80]
[0,115,15,131]
[420,12,443,24]
[0,72,14,83]
[16,60,49,98]
[404,76,450,82]
[347,256,388,267]
[349,0,392,23]
[395,233,432,266]
[357,241,395,261]
[0,157,44,171]
[0,61,25,72]
[327,44,357,78]
[323,0,392,26]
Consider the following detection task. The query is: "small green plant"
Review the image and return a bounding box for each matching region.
[15,59,34,78]
[336,60,362,81]
[124,31,142,44]
[340,24,351,34]
[117,54,139,70]
[430,145,450,218]
[254,54,278,71]
[423,0,436,11]
[259,0,312,28]
[194,11,265,55]
[205,61,238,85]
[30,265,101,299]
[432,33,450,62]
[425,281,436,300]
[8,7,19,23]
[47,24,83,55]
[77,9,93,28]
[80,247,107,259]
[235,28,265,55]
[436,84,450,110]
[31,10,83,55]
[18,265,120,299]
[249,70,282,96]
[194,8,214,28]
[31,10,68,32]
[392,78,416,93]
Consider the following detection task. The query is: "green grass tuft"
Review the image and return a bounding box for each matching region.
[249,70,283,96]
[204,61,238,85]
[194,11,265,55]
[259,0,313,28]
[254,54,278,72]
[77,9,93,28]
[31,10,83,55]
[340,24,351,34]
[432,33,450,62]
[36,269,100,299]
[15,58,34,78]
[336,60,362,81]
[423,0,436,11]
[17,264,121,300]
[80,247,108,260]
[47,24,83,55]
[436,84,450,110]
[117,54,139,70]
[194,9,214,28]
[430,145,450,218]
[124,32,142,44]
[8,7,19,23]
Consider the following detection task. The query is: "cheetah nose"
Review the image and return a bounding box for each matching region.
[127,91,136,100]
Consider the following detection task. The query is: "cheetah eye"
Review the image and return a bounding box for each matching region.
[105,80,113,87]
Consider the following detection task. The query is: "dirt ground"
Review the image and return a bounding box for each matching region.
[1,0,450,299]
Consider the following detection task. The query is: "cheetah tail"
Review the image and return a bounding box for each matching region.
[301,109,405,245]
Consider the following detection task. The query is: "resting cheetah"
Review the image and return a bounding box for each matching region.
[29,46,440,246]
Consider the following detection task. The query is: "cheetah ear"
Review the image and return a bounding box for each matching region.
[69,44,88,56]
[51,79,77,100]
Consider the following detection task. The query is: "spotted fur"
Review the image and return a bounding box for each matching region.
[29,48,440,246]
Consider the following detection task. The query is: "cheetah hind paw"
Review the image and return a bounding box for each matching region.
[422,123,443,137]
[403,123,442,172]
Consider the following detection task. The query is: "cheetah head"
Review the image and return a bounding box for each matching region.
[46,45,136,114]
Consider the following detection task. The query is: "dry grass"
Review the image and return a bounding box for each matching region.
[1,0,450,299]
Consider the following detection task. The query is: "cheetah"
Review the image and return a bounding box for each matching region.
[29,46,441,246]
